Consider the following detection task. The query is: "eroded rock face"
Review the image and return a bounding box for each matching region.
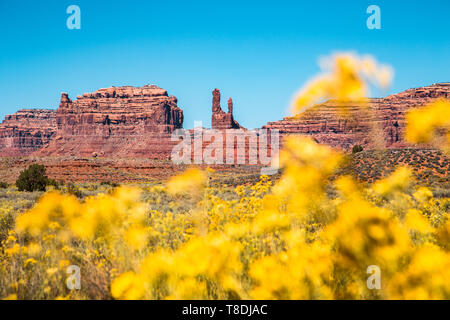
[211,89,243,130]
[263,83,450,151]
[0,109,57,156]
[36,85,184,159]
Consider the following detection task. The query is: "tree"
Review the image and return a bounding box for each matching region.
[16,164,50,192]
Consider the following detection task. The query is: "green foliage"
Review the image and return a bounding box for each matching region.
[16,164,50,192]
[352,144,364,154]
[65,182,84,198]
[47,178,60,190]
[100,181,120,188]
[0,181,8,189]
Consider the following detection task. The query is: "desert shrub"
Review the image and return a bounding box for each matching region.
[16,164,50,192]
[46,178,60,190]
[433,187,450,198]
[65,182,84,198]
[352,144,363,154]
[0,181,8,189]
[101,181,119,188]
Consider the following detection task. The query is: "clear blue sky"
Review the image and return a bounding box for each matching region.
[0,0,449,129]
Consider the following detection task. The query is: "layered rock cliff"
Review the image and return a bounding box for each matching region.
[36,85,183,159]
[0,109,57,156]
[263,83,450,151]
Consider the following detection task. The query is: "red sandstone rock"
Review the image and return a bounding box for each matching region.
[1,83,448,161]
[36,85,183,159]
[0,109,56,156]
[263,83,450,151]
[211,89,243,130]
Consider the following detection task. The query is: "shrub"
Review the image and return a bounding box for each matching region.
[352,144,364,154]
[0,181,8,189]
[65,182,84,198]
[101,181,119,188]
[46,178,60,190]
[16,164,50,192]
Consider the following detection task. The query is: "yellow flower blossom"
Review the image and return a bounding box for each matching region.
[24,258,37,267]
[111,272,145,300]
[166,168,207,195]
[405,99,450,148]
[404,209,433,235]
[291,53,392,114]
[373,166,412,197]
[124,226,148,250]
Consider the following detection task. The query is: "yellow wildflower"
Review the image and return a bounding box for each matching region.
[166,168,207,195]
[291,53,392,114]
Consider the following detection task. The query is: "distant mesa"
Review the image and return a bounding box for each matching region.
[0,83,449,159]
[37,85,183,159]
[263,83,450,150]
[0,109,57,156]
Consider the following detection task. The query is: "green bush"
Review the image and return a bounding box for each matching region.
[352,144,364,154]
[101,181,119,188]
[16,164,50,192]
[65,182,84,198]
[47,178,61,189]
[0,181,8,189]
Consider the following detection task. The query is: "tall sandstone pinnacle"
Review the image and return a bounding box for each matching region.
[36,85,184,158]
[211,89,243,130]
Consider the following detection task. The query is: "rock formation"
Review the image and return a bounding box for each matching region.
[211,89,243,130]
[180,89,273,165]
[263,83,450,151]
[36,85,183,159]
[0,109,56,156]
[0,83,448,161]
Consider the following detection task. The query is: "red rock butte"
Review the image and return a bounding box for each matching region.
[37,85,183,159]
[0,83,449,160]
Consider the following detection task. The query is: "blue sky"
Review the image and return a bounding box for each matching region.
[0,0,449,129]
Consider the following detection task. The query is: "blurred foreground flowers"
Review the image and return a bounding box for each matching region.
[1,137,448,299]
[291,52,393,114]
[405,99,450,154]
